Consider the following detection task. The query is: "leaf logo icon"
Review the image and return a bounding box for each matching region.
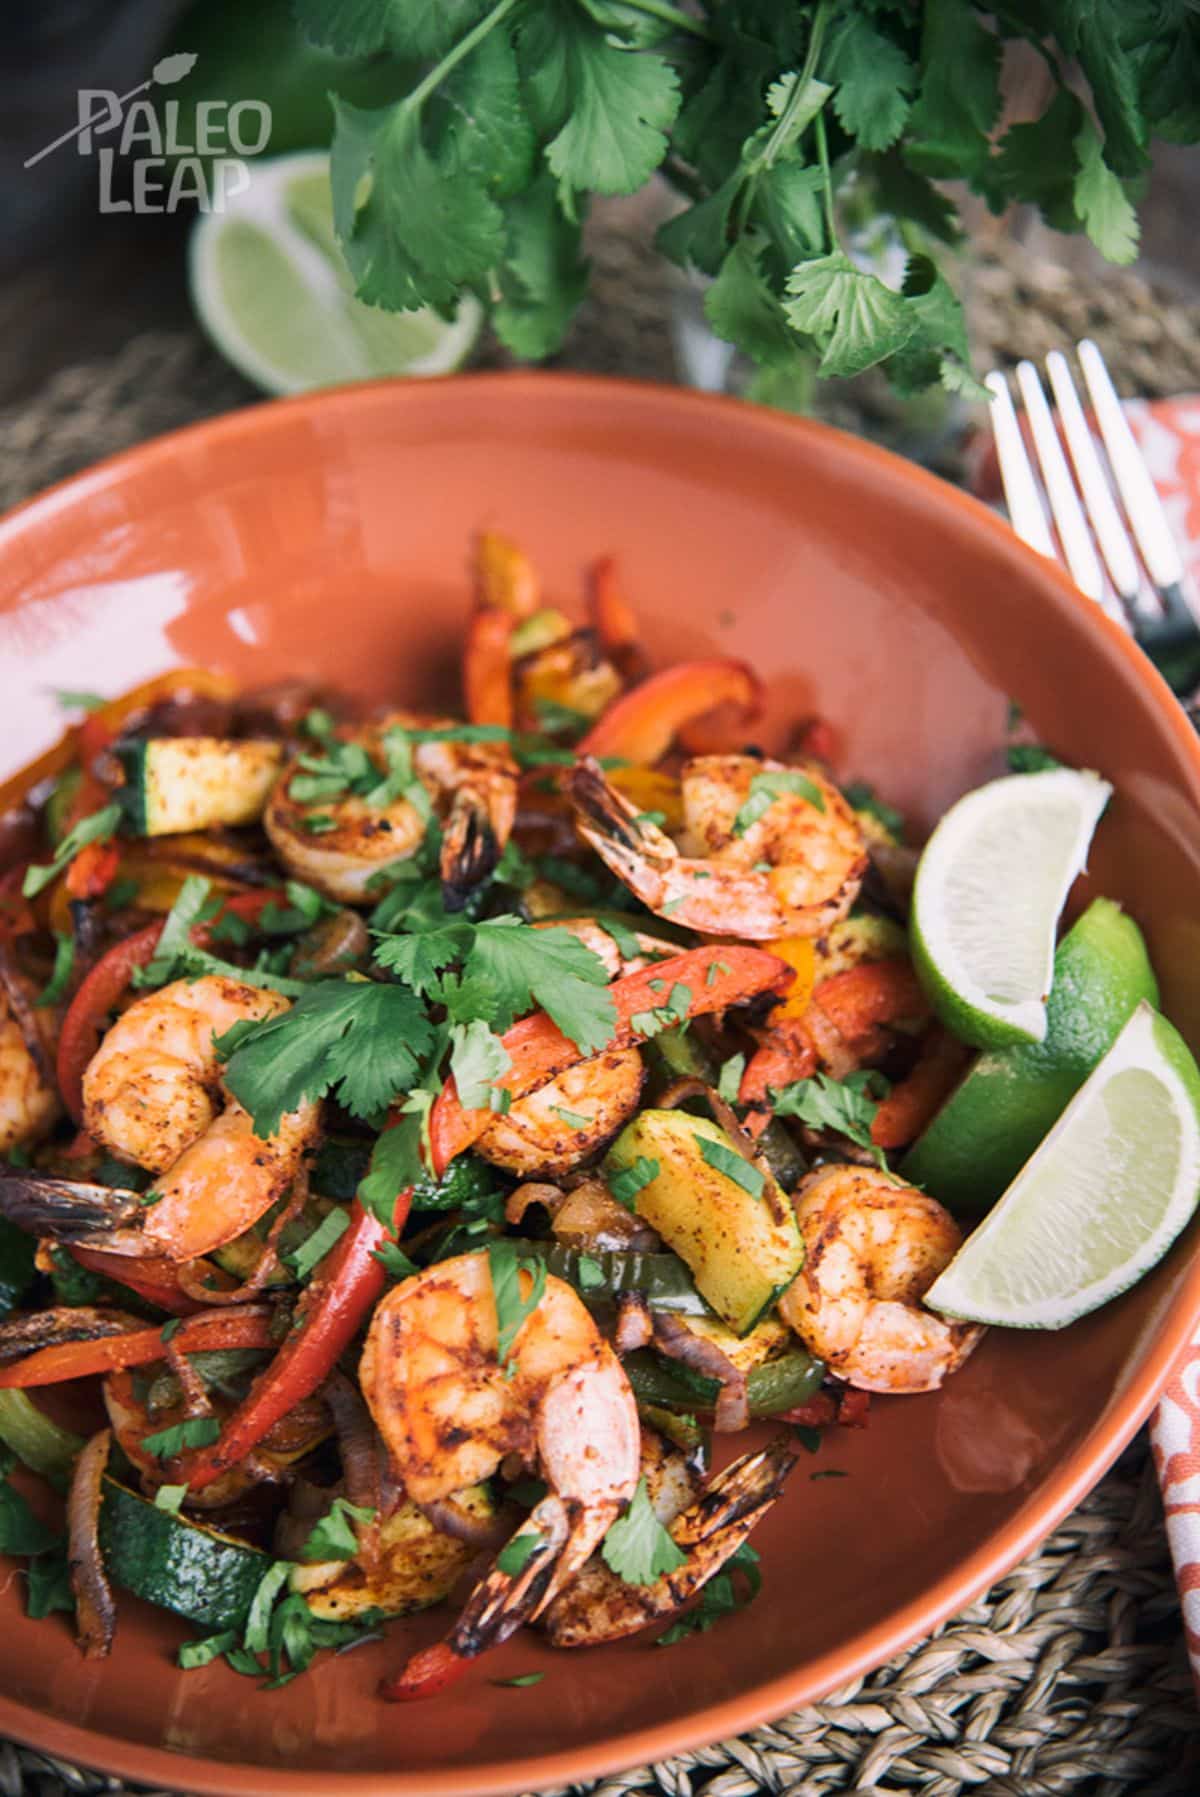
[152,52,199,86]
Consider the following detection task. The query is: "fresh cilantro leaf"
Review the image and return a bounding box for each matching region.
[811,1468,848,1480]
[140,1415,221,1460]
[488,1237,547,1373]
[443,23,536,201]
[990,90,1082,232]
[103,875,140,911]
[732,770,826,838]
[493,836,539,892]
[450,1018,512,1110]
[1073,117,1139,264]
[154,1483,188,1514]
[705,237,798,368]
[717,1054,746,1105]
[359,1110,429,1226]
[609,1156,659,1210]
[596,915,644,962]
[373,916,473,996]
[469,920,616,1054]
[523,4,680,217]
[601,1476,687,1586]
[294,0,491,59]
[785,253,916,381]
[793,1424,822,1454]
[178,1629,238,1670]
[302,815,337,834]
[841,781,904,838]
[824,11,916,153]
[225,1646,267,1677]
[490,1087,513,1115]
[657,172,744,278]
[0,1463,59,1557]
[1007,743,1063,774]
[705,959,730,987]
[493,1671,545,1687]
[132,874,213,988]
[532,696,590,736]
[219,980,433,1135]
[497,1527,544,1576]
[160,1317,183,1343]
[244,1560,292,1655]
[697,1135,765,1200]
[22,802,121,899]
[284,1207,351,1282]
[905,0,1001,183]
[772,1069,892,1170]
[301,1497,377,1563]
[35,933,75,1008]
[52,689,106,711]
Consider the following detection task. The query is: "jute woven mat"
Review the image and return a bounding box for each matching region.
[3,212,1200,1796]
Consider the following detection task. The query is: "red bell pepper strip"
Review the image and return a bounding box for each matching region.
[587,556,647,682]
[67,1244,210,1317]
[56,889,285,1122]
[381,1639,470,1703]
[463,608,515,730]
[0,1305,275,1388]
[64,838,122,904]
[577,660,763,764]
[178,1191,407,1493]
[429,945,792,1173]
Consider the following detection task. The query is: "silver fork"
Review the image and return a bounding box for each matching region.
[985,339,1198,649]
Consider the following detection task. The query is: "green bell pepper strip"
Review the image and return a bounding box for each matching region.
[505,1239,710,1315]
[0,1390,83,1486]
[622,1347,825,1417]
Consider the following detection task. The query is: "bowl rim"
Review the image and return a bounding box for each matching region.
[1,367,1198,1796]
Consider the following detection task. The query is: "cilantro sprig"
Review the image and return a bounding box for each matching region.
[601,1477,687,1586]
[22,802,121,899]
[772,1068,892,1170]
[289,1,1189,399]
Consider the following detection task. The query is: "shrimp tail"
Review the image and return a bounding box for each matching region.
[448,1494,572,1657]
[567,758,675,900]
[440,790,499,912]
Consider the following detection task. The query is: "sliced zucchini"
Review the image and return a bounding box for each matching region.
[604,1110,804,1335]
[291,1487,492,1622]
[812,912,908,983]
[99,1476,270,1629]
[644,1026,807,1190]
[117,737,282,837]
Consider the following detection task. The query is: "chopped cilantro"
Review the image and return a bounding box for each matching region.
[732,771,825,838]
[449,1018,512,1109]
[1007,743,1063,774]
[793,1425,822,1454]
[717,1053,746,1105]
[302,814,337,834]
[841,781,905,838]
[697,1135,765,1200]
[154,1484,188,1514]
[244,1560,292,1655]
[497,1528,544,1576]
[178,1630,238,1670]
[300,1497,376,1562]
[705,959,730,987]
[601,1477,687,1586]
[140,1415,221,1460]
[551,1105,593,1129]
[52,688,106,712]
[656,1542,761,1645]
[22,801,122,899]
[160,1317,183,1343]
[493,1671,546,1687]
[596,915,644,961]
[576,1253,606,1291]
[488,1238,547,1375]
[772,1069,892,1171]
[284,1207,350,1281]
[608,1156,659,1210]
[372,1240,420,1283]
[811,1468,848,1480]
[35,933,75,1007]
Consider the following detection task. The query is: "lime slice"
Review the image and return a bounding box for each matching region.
[925,1001,1200,1329]
[188,151,482,395]
[910,768,1112,1048]
[904,896,1158,1212]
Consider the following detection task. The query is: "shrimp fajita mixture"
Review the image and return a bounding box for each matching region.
[0,532,1186,1698]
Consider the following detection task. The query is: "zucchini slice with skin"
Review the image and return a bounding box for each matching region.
[117,738,283,837]
[99,1476,270,1629]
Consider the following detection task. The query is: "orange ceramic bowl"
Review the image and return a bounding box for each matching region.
[1,373,1199,1797]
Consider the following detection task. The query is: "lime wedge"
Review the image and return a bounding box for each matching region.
[904,897,1158,1211]
[910,768,1112,1048]
[925,1001,1200,1329]
[188,151,482,395]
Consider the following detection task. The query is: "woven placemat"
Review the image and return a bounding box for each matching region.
[3,206,1200,1796]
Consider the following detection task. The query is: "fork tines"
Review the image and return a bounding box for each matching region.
[986,340,1197,643]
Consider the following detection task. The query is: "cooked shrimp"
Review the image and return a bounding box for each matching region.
[265,713,517,908]
[81,975,320,1262]
[0,969,58,1153]
[568,754,867,939]
[472,1044,646,1178]
[780,1166,983,1393]
[360,1251,639,1669]
[542,1435,796,1647]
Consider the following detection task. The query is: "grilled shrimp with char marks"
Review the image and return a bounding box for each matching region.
[780,1165,983,1393]
[0,967,59,1154]
[360,1250,639,1672]
[81,974,320,1263]
[568,754,866,940]
[265,712,517,908]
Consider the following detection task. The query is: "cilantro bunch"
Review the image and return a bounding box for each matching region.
[293,0,1197,398]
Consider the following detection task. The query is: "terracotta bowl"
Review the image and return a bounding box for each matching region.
[1,373,1199,1797]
